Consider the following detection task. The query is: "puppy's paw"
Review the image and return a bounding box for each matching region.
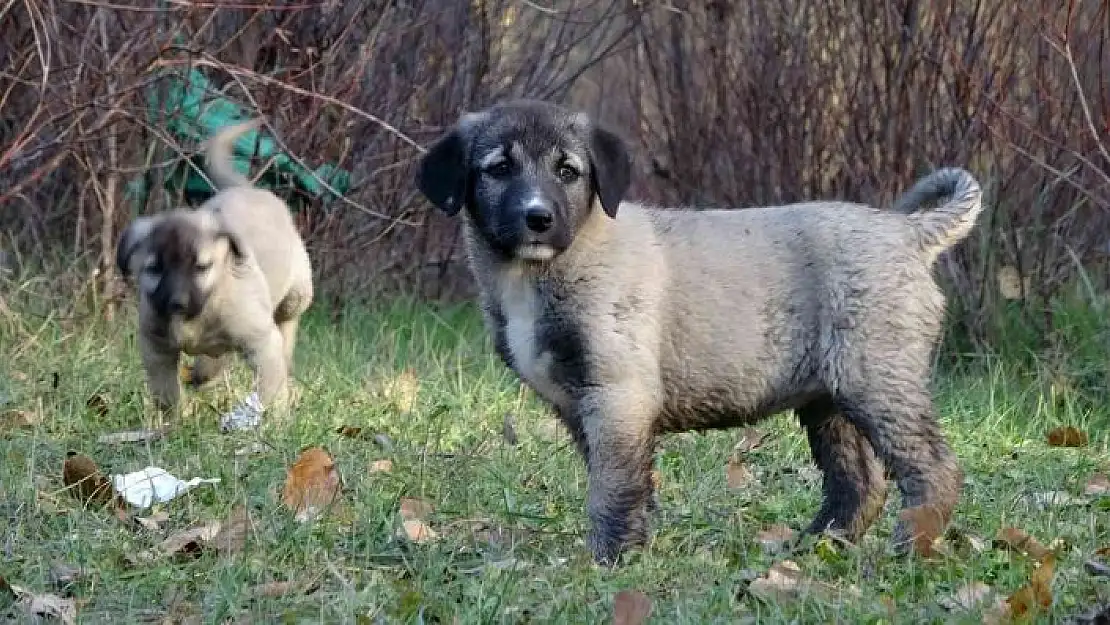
[219,392,264,433]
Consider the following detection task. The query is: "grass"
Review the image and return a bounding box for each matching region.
[1,291,1109,624]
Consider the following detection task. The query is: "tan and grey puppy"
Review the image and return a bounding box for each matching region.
[116,119,313,427]
[416,99,984,565]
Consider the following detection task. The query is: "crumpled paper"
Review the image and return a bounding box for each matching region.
[219,392,264,432]
[111,466,221,509]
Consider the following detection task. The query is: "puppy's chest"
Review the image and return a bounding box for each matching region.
[493,278,582,407]
[164,317,232,355]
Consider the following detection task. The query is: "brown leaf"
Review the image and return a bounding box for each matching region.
[96,428,167,445]
[280,447,342,523]
[756,525,797,554]
[994,527,1054,560]
[145,523,223,562]
[897,504,947,558]
[612,589,653,625]
[368,459,394,474]
[1046,426,1088,447]
[376,368,420,413]
[0,408,40,432]
[399,519,438,544]
[11,585,77,625]
[248,580,320,599]
[997,266,1029,300]
[210,505,251,555]
[732,427,770,454]
[1096,546,1110,557]
[1083,473,1110,497]
[939,581,996,612]
[85,393,109,417]
[747,560,804,601]
[649,469,662,491]
[399,497,434,521]
[726,458,755,491]
[335,425,364,439]
[135,510,170,531]
[62,452,115,507]
[1006,552,1055,619]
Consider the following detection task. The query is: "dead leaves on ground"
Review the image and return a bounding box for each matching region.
[744,559,860,604]
[280,446,342,523]
[126,505,253,565]
[0,407,41,432]
[397,496,438,544]
[1083,473,1110,497]
[2,576,78,625]
[612,589,653,625]
[61,452,117,508]
[994,527,1057,560]
[1046,426,1088,448]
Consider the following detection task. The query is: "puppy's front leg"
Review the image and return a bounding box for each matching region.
[139,334,181,416]
[244,326,289,409]
[575,387,659,566]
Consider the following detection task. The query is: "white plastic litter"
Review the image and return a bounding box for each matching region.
[219,392,264,433]
[111,466,221,509]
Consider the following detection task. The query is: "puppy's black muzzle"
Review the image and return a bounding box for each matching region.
[151,278,204,319]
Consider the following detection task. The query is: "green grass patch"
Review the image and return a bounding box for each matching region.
[1,293,1109,623]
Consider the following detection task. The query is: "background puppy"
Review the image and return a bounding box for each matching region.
[416,99,984,565]
[116,118,313,428]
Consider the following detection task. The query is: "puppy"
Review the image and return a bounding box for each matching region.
[416,99,984,565]
[116,118,313,429]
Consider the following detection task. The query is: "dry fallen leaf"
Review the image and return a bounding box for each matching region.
[650,469,662,491]
[335,425,364,439]
[0,408,40,432]
[377,368,420,413]
[96,428,167,445]
[733,427,770,455]
[1096,546,1110,557]
[612,589,653,625]
[10,585,78,625]
[248,580,319,599]
[399,497,434,521]
[368,459,394,474]
[726,457,755,491]
[1083,474,1110,497]
[995,527,1054,560]
[85,393,109,417]
[140,523,223,563]
[1046,426,1088,448]
[210,505,251,555]
[399,519,438,544]
[756,525,797,554]
[939,581,996,612]
[897,504,947,558]
[747,560,804,601]
[281,447,342,523]
[1006,552,1056,619]
[997,266,1029,301]
[134,510,170,531]
[62,452,116,507]
[1022,490,1089,510]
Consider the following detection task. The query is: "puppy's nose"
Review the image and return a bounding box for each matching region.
[168,296,189,314]
[524,205,554,233]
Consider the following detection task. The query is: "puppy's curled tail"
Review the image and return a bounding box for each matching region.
[203,117,265,190]
[892,167,983,261]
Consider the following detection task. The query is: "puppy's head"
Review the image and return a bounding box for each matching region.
[116,211,246,319]
[416,99,632,262]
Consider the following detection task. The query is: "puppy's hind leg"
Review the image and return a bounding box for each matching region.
[798,397,888,542]
[140,335,181,419]
[836,377,962,554]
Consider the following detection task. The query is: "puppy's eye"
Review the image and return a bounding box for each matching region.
[195,262,212,273]
[144,262,162,275]
[485,161,512,177]
[556,164,580,183]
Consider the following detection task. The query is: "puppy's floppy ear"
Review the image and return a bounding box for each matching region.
[588,124,632,219]
[416,112,484,216]
[116,216,156,280]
